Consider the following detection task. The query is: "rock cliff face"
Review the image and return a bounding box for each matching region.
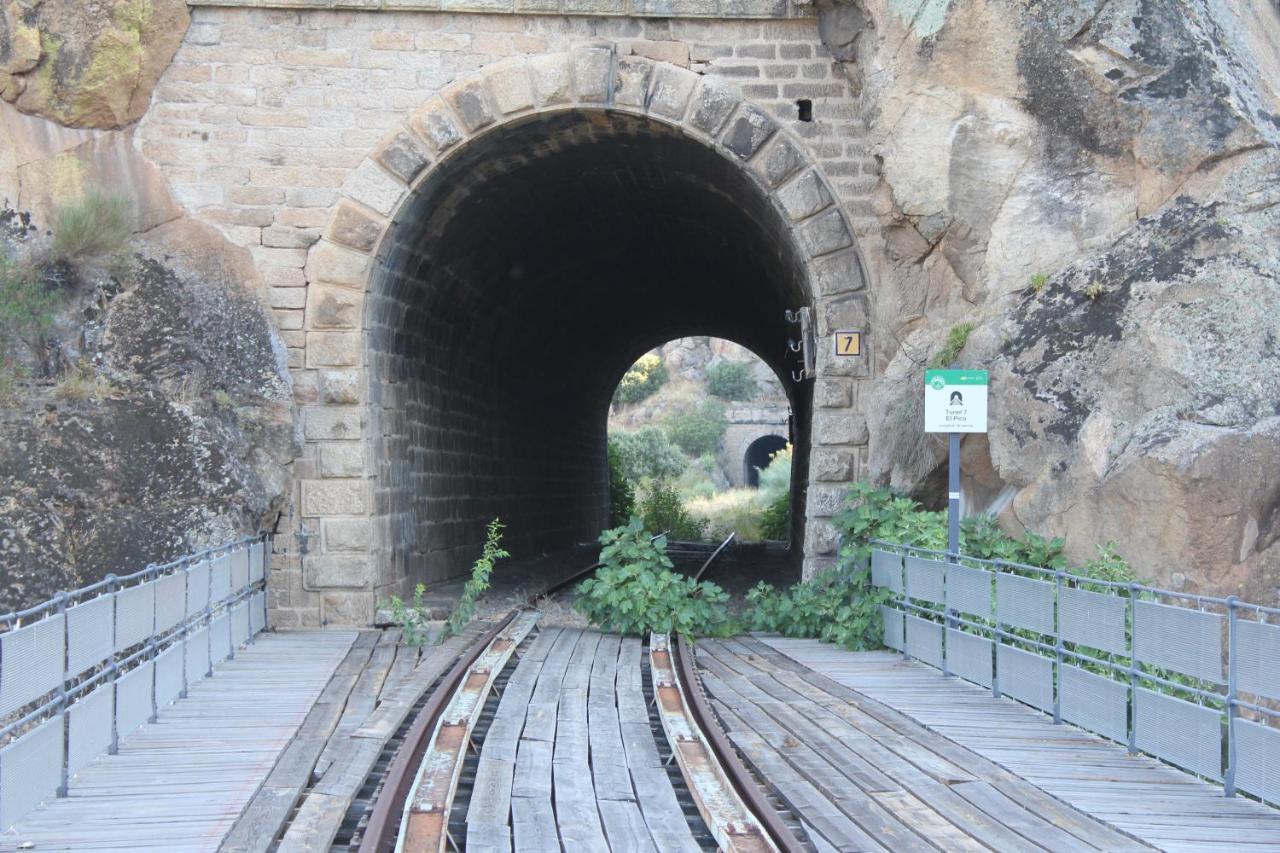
[0,0,189,129]
[841,0,1280,596]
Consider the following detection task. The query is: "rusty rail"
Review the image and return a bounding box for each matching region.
[650,634,788,853]
[674,634,805,852]
[693,532,736,583]
[356,610,519,853]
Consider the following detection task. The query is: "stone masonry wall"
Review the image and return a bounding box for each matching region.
[138,7,877,625]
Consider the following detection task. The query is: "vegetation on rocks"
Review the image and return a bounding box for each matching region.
[664,399,727,457]
[705,361,757,401]
[613,353,668,405]
[638,479,708,541]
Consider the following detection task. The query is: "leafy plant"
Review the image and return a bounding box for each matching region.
[928,322,975,369]
[607,438,636,528]
[748,566,891,650]
[611,426,687,481]
[574,519,731,637]
[664,399,727,457]
[388,583,431,647]
[639,479,708,541]
[758,491,790,540]
[705,361,758,402]
[1030,272,1048,294]
[442,518,509,640]
[52,189,130,261]
[614,353,668,405]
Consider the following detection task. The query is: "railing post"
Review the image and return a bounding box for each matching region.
[146,564,159,725]
[1127,581,1140,756]
[1224,595,1238,797]
[180,562,190,700]
[55,591,70,798]
[1053,570,1063,725]
[206,550,215,678]
[106,574,120,756]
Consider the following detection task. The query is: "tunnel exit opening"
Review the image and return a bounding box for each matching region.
[744,434,790,489]
[367,108,816,592]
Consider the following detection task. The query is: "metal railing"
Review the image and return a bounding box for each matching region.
[0,534,270,828]
[870,541,1280,807]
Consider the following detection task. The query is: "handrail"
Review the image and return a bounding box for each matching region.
[868,539,1280,805]
[0,533,271,829]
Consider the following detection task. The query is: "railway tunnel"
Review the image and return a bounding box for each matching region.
[367,109,814,588]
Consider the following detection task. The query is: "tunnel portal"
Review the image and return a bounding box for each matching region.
[744,434,790,488]
[368,109,815,588]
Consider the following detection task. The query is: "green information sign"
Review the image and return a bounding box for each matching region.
[924,369,988,433]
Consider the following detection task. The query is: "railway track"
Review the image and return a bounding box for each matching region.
[345,539,802,852]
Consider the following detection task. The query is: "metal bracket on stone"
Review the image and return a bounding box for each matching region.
[785,307,815,382]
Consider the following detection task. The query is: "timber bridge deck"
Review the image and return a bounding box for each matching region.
[0,543,1278,851]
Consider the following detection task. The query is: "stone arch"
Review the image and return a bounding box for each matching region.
[297,44,870,620]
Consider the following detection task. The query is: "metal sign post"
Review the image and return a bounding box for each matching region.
[924,369,989,560]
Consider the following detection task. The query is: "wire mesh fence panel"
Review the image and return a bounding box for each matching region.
[905,556,946,605]
[116,660,154,741]
[946,564,992,618]
[154,572,186,636]
[66,595,113,678]
[905,614,943,668]
[996,573,1055,636]
[1059,586,1128,656]
[231,602,250,648]
[210,614,231,666]
[1234,718,1280,805]
[871,550,902,593]
[946,628,992,688]
[155,644,183,709]
[997,644,1054,713]
[68,682,113,776]
[210,555,232,607]
[882,606,903,651]
[250,591,266,635]
[1133,601,1224,684]
[186,561,210,617]
[1134,687,1222,780]
[186,626,210,683]
[249,541,265,584]
[1236,619,1280,701]
[0,715,62,827]
[231,548,250,594]
[0,615,66,717]
[1060,663,1129,744]
[114,581,156,653]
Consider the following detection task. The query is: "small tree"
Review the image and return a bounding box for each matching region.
[705,361,757,401]
[614,353,668,405]
[639,479,708,541]
[664,400,727,457]
[611,427,687,481]
[607,438,636,527]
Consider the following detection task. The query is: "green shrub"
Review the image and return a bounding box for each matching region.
[52,189,130,261]
[639,479,708,540]
[0,251,64,356]
[928,322,975,369]
[611,427,687,481]
[759,491,789,540]
[574,519,731,637]
[614,353,668,405]
[674,453,718,501]
[756,445,791,496]
[705,361,757,401]
[387,583,432,647]
[664,400,727,457]
[607,439,636,528]
[748,568,890,650]
[442,518,509,640]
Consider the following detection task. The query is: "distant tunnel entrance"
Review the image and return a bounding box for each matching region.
[368,109,814,588]
[744,434,789,488]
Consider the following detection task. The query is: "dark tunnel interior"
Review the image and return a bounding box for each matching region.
[368,109,814,590]
[744,434,790,488]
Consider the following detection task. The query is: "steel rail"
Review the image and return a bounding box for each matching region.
[693,532,736,583]
[356,609,519,853]
[673,634,806,852]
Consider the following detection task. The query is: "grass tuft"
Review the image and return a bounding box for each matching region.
[52,189,130,262]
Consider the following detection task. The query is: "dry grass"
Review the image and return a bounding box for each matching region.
[52,362,115,402]
[686,487,771,542]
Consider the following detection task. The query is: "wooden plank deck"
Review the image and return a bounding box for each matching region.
[696,637,1145,852]
[757,636,1280,852]
[468,628,706,852]
[0,630,356,853]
